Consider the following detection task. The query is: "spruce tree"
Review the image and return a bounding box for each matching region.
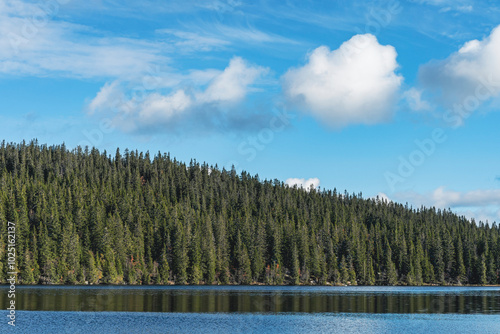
[173,221,188,284]
[386,247,398,286]
[290,243,300,285]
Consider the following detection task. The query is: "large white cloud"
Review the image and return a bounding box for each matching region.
[88,57,268,132]
[285,178,320,190]
[419,25,500,113]
[282,34,403,128]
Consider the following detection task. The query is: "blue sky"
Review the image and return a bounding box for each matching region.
[1,0,500,223]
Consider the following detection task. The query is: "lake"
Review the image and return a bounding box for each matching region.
[2,286,500,333]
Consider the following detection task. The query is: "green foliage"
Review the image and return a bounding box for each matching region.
[366,259,376,286]
[0,140,498,286]
[235,232,252,284]
[290,243,300,285]
[85,251,100,284]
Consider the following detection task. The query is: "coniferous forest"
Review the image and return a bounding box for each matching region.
[0,140,499,286]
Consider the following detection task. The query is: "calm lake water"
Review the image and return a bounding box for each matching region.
[2,286,500,333]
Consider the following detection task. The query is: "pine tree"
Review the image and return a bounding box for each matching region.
[86,251,100,284]
[386,247,398,286]
[188,228,202,284]
[478,254,487,285]
[413,241,423,285]
[214,215,230,284]
[366,258,376,286]
[201,217,216,284]
[290,243,300,285]
[422,250,435,283]
[38,224,57,283]
[173,220,188,284]
[339,256,349,284]
[348,260,357,285]
[251,220,266,282]
[487,253,496,285]
[102,247,119,284]
[21,248,36,284]
[455,238,467,284]
[235,232,252,284]
[158,247,170,284]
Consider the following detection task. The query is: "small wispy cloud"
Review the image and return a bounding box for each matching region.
[403,88,432,111]
[196,0,243,13]
[157,23,298,54]
[212,24,297,44]
[456,5,473,12]
[416,0,473,11]
[157,29,230,52]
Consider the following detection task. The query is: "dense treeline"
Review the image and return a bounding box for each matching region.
[0,140,498,286]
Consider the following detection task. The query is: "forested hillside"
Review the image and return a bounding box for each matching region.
[0,141,498,285]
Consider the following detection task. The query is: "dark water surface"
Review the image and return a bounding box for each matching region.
[2,286,499,333]
[3,285,499,313]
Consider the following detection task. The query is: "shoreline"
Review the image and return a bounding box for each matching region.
[3,283,500,287]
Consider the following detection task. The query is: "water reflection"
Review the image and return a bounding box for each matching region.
[2,286,499,314]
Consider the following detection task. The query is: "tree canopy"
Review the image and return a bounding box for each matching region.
[0,140,498,285]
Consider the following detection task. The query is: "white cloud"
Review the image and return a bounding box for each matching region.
[88,57,268,132]
[432,187,500,208]
[157,23,297,54]
[419,25,500,112]
[0,0,168,78]
[457,5,473,12]
[88,81,125,115]
[198,57,268,104]
[394,187,500,208]
[213,24,296,44]
[285,178,320,190]
[392,186,500,223]
[157,29,230,52]
[282,34,402,128]
[139,90,192,124]
[458,208,500,225]
[373,192,392,203]
[416,0,473,11]
[403,88,432,111]
[197,0,242,12]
